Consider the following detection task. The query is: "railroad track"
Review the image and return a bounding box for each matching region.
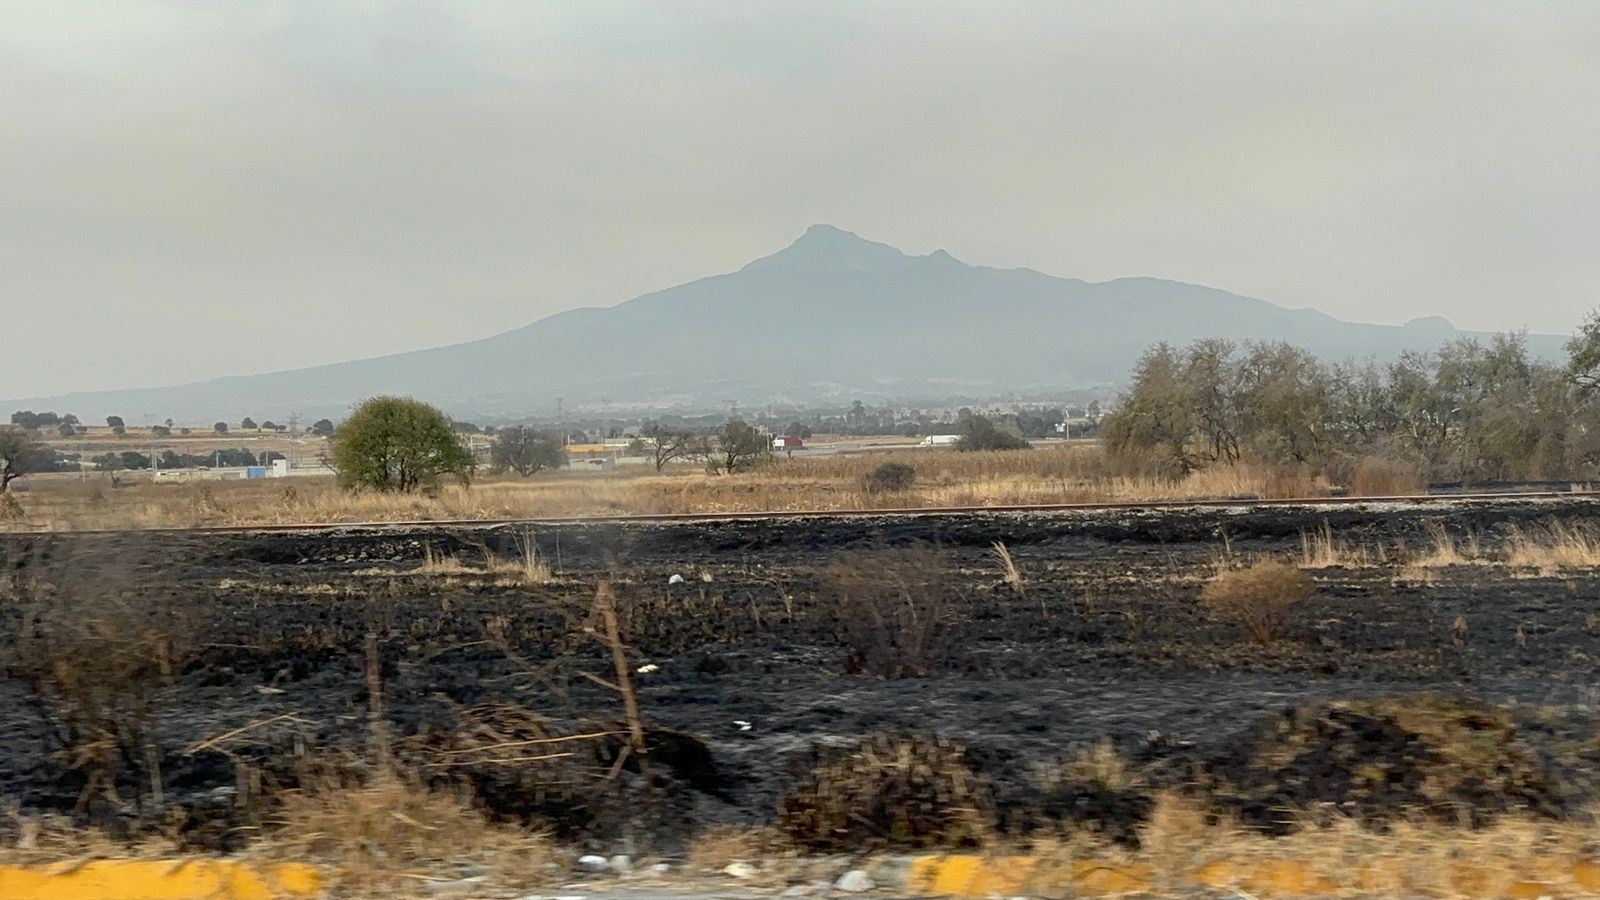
[5,490,1593,537]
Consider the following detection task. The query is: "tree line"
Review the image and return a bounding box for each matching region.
[1103,315,1600,483]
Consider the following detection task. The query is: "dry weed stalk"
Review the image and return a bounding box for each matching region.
[991,541,1025,595]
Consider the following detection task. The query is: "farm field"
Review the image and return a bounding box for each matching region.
[3,496,1600,893]
[3,445,1428,532]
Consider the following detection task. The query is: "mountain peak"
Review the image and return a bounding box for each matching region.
[742,224,908,272]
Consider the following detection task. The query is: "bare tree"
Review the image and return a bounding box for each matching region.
[641,421,695,472]
[491,426,567,476]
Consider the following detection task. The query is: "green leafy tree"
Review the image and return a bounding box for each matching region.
[330,396,474,492]
[105,415,124,429]
[241,417,258,431]
[491,426,567,476]
[213,422,229,435]
[1569,308,1600,394]
[709,420,770,473]
[0,427,46,491]
[310,418,336,437]
[1101,343,1198,473]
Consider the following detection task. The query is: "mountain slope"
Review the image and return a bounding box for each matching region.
[3,225,1567,421]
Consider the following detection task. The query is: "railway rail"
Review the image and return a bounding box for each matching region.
[3,490,1592,537]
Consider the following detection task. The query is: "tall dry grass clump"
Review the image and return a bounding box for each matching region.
[1349,455,1427,497]
[1199,560,1315,644]
[1298,521,1378,569]
[266,768,552,890]
[1404,521,1484,573]
[1504,520,1600,573]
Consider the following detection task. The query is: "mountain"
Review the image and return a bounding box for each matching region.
[3,225,1569,422]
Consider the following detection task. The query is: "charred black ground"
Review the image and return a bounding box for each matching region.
[2,497,1598,853]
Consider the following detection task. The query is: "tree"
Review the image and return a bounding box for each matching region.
[310,418,336,438]
[118,450,151,470]
[1569,308,1600,394]
[61,414,80,427]
[10,410,60,430]
[261,420,277,431]
[710,420,770,473]
[0,427,45,491]
[785,421,814,439]
[57,423,76,438]
[955,416,1030,452]
[330,396,474,492]
[105,415,125,429]
[491,426,567,476]
[641,421,695,472]
[241,417,258,431]
[214,422,229,434]
[111,425,126,436]
[1101,343,1196,473]
[150,425,171,438]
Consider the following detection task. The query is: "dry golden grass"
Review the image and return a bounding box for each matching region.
[1298,521,1388,569]
[683,825,790,875]
[1505,520,1600,574]
[1349,455,1428,497]
[5,447,1348,532]
[1128,793,1600,898]
[264,767,552,894]
[1419,520,1484,565]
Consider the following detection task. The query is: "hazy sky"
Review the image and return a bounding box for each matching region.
[4,1,1598,398]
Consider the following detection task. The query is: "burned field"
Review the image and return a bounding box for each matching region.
[2,497,1599,860]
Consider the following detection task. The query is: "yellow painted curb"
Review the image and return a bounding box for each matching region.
[0,859,323,899]
[906,854,1600,898]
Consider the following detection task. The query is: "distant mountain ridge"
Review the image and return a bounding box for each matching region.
[3,225,1567,421]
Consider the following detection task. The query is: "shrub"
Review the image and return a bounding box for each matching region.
[861,461,916,493]
[828,547,957,676]
[1199,559,1314,644]
[955,416,1030,452]
[779,735,992,850]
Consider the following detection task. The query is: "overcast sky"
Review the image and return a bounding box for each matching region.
[3,1,1598,398]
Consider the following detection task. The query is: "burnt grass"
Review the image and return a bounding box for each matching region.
[3,496,1600,853]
